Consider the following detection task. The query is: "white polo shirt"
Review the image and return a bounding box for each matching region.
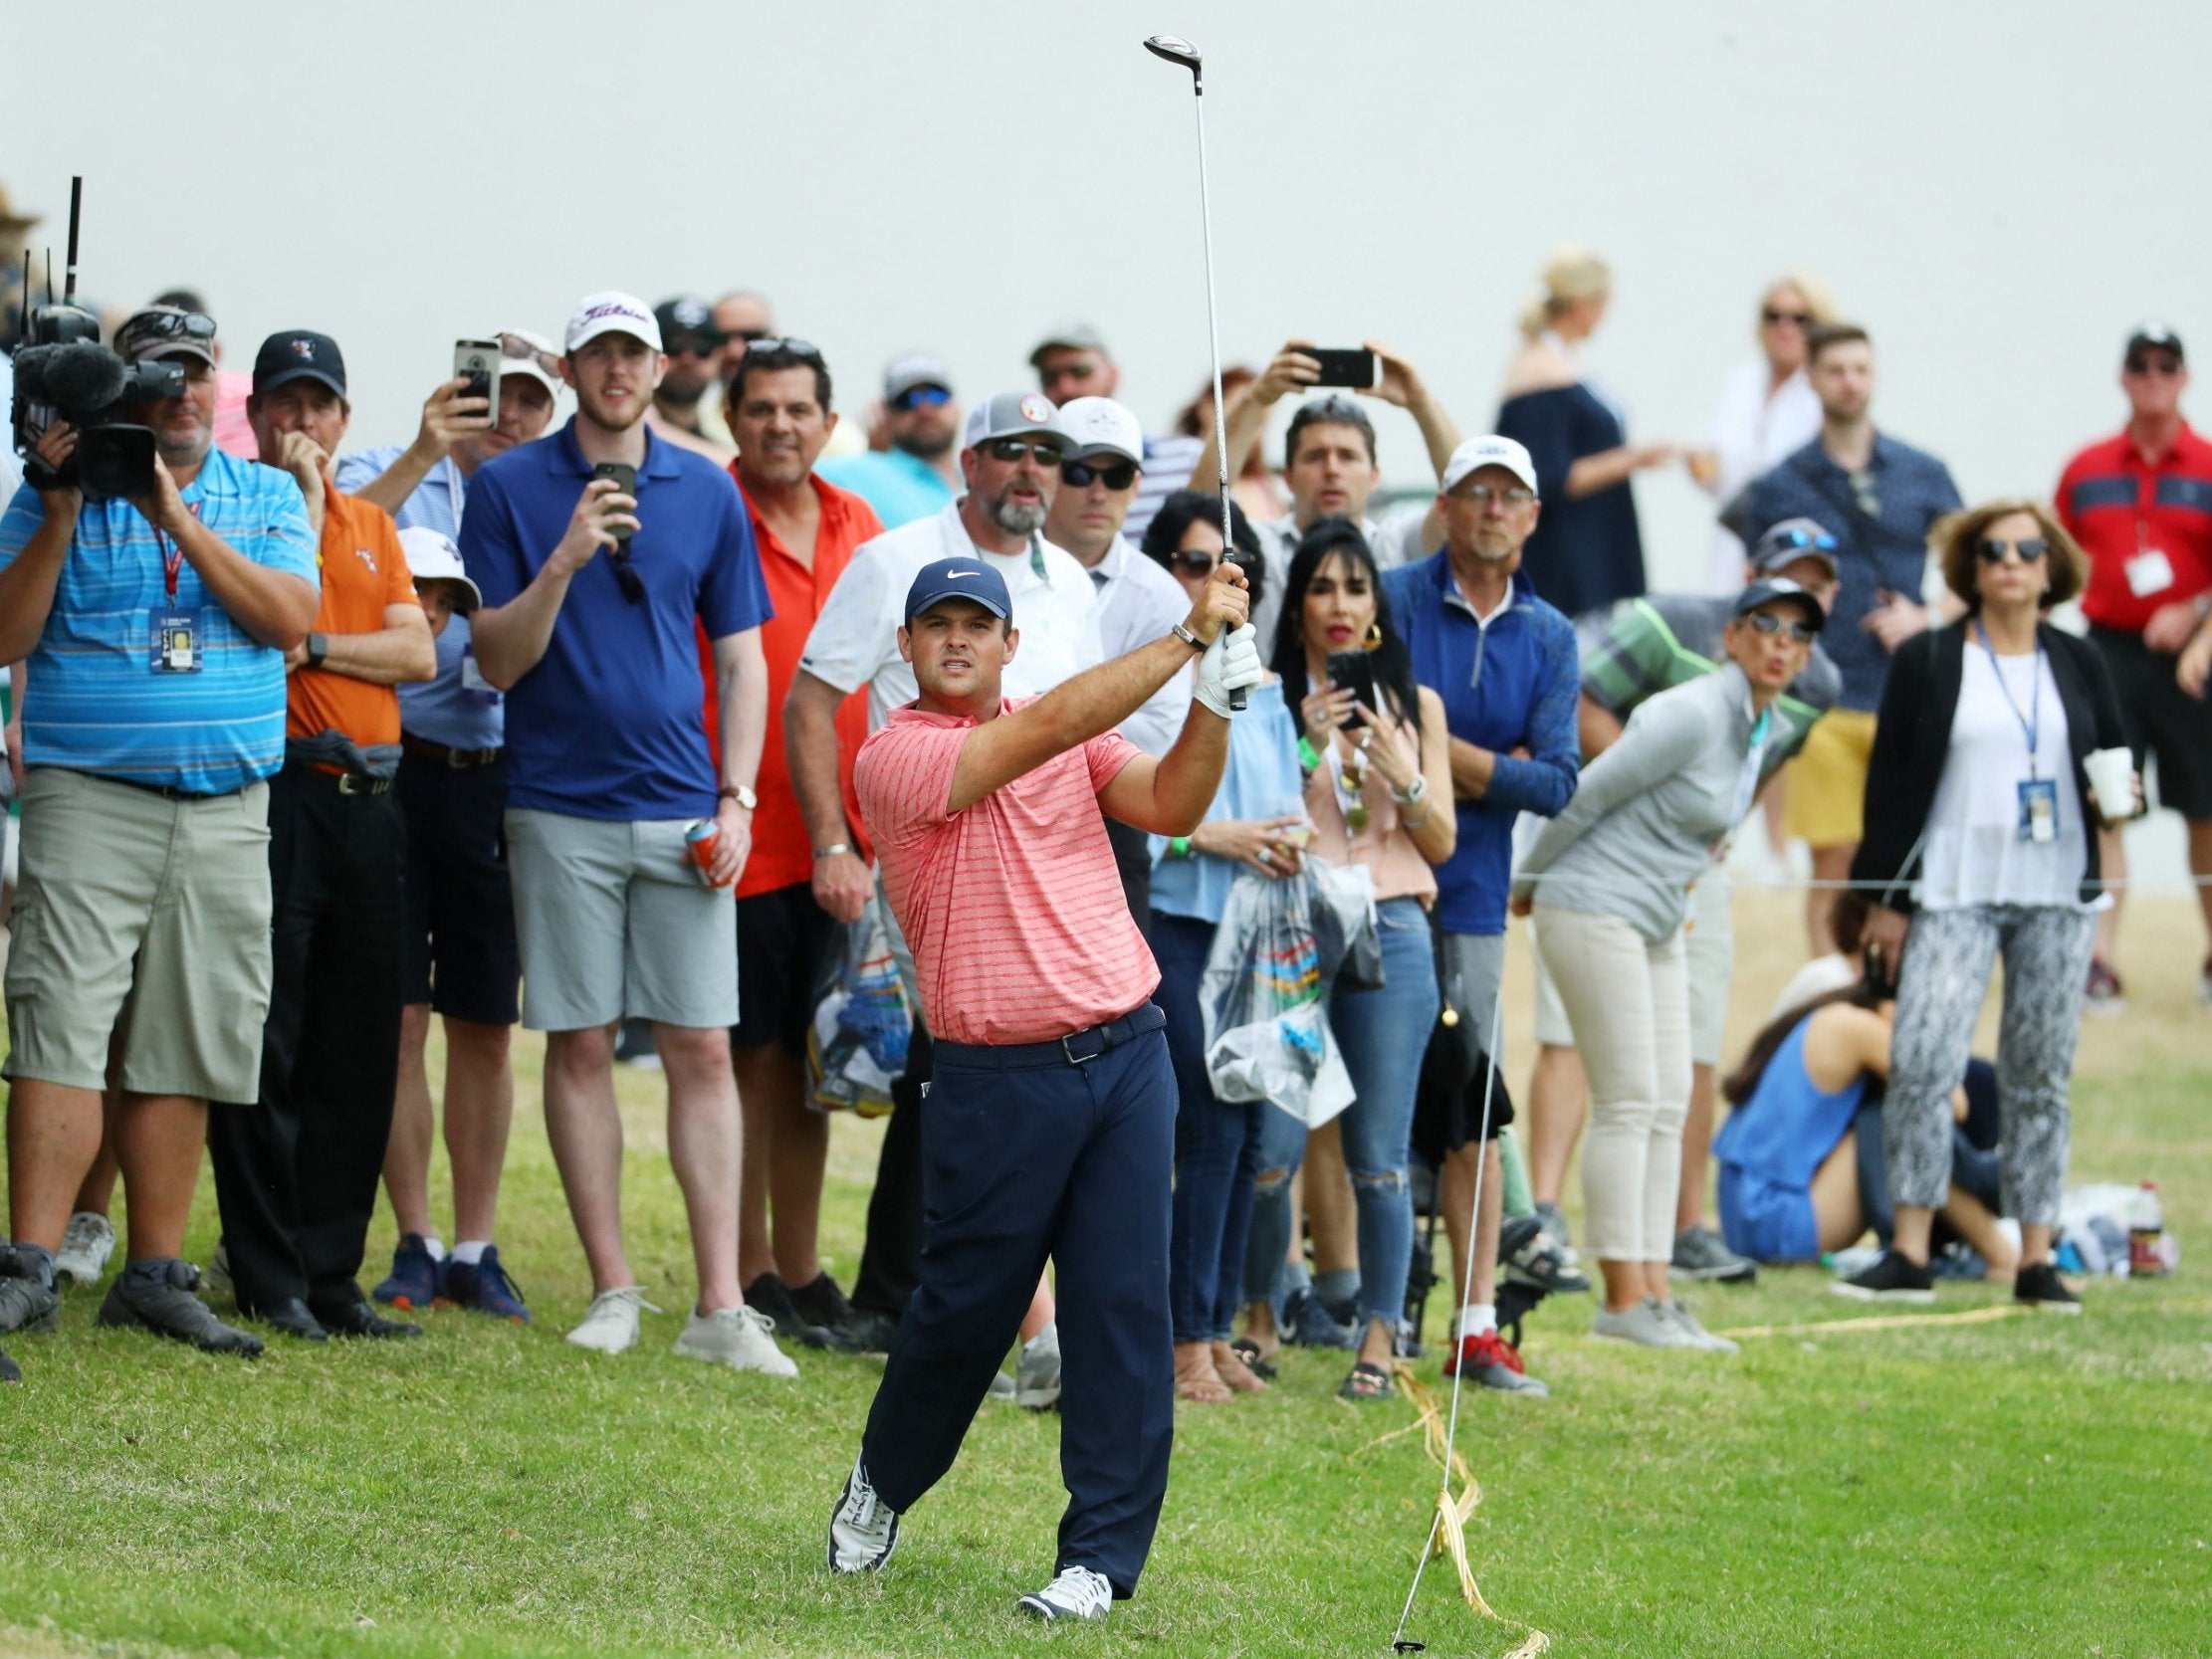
[1083,535,1194,757]
[800,500,1104,730]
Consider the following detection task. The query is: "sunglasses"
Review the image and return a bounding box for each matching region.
[609,549,645,604]
[122,310,217,346]
[1766,525,1839,554]
[891,385,951,412]
[1849,472,1881,519]
[745,336,822,361]
[498,332,561,377]
[1061,459,1137,491]
[2125,354,2182,377]
[1762,308,1812,326]
[1745,610,1818,643]
[1170,549,1217,577]
[1976,536,2048,565]
[1451,483,1535,507]
[666,335,722,359]
[984,437,1063,465]
[737,327,773,343]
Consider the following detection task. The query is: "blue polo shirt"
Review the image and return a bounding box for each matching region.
[459,420,771,820]
[1745,432,1961,712]
[0,450,317,795]
[1382,555,1580,936]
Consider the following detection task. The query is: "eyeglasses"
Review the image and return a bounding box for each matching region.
[1450,483,1534,507]
[1761,308,1812,326]
[2125,354,2182,377]
[745,337,822,361]
[1061,459,1137,491]
[499,332,561,377]
[1975,536,2048,565]
[983,437,1062,465]
[891,385,951,412]
[1745,610,1818,643]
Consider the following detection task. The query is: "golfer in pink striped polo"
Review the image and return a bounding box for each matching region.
[825,553,1260,1622]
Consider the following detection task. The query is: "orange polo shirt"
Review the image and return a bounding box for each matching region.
[697,470,884,897]
[288,484,418,748]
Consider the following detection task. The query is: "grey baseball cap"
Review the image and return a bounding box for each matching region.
[884,353,954,402]
[1027,321,1108,366]
[1750,518,1841,580]
[963,390,1065,452]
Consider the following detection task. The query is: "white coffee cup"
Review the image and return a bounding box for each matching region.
[2083,746,2135,822]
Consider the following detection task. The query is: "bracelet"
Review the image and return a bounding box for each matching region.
[812,843,853,860]
[1169,835,1193,860]
[1297,735,1322,774]
[1170,621,1205,651]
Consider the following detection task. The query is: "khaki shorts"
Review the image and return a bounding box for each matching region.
[1533,871,1734,1067]
[4,767,273,1101]
[505,809,739,1032]
[1781,709,1879,850]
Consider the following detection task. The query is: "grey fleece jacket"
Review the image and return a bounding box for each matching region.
[1512,662,1805,943]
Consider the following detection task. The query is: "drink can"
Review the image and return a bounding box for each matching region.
[684,819,723,887]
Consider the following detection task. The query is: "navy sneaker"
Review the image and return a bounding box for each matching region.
[372,1234,443,1313]
[441,1247,531,1324]
[1283,1285,1358,1349]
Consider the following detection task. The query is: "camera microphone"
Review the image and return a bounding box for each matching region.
[16,339,129,410]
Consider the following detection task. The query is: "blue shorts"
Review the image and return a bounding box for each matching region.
[1717,1164,1819,1263]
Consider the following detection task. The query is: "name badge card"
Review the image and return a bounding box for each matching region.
[152,611,202,674]
[2018,777,2058,844]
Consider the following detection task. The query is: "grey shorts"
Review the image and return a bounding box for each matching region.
[1534,870,1735,1067]
[504,809,738,1032]
[4,767,274,1102]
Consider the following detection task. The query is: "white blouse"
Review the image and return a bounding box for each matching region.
[1702,359,1823,592]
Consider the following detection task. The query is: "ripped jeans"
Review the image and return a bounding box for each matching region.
[1242,897,1438,1330]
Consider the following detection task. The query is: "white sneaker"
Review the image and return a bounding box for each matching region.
[1661,1298,1740,1352]
[674,1304,798,1377]
[566,1286,659,1353]
[1015,1324,1062,1409]
[56,1212,115,1287]
[1591,1297,1689,1348]
[1016,1564,1113,1622]
[987,1368,1017,1402]
[826,1455,900,1573]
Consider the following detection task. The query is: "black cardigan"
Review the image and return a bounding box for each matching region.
[1851,621,2127,914]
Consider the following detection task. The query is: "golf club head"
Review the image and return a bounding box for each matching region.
[1144,34,1203,77]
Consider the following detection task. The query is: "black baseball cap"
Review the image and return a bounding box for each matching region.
[1731,576,1826,633]
[2124,322,2184,365]
[253,330,347,399]
[654,296,723,350]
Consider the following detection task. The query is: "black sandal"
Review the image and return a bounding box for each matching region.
[1228,1337,1278,1380]
[1338,1359,1393,1402]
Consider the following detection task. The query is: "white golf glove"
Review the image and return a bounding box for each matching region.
[1195,623,1264,718]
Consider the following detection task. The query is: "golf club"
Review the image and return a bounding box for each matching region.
[1144,33,1245,711]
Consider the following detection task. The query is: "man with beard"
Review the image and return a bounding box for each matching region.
[461,292,789,1375]
[789,391,1100,1374]
[645,296,735,464]
[818,354,963,529]
[0,306,320,1374]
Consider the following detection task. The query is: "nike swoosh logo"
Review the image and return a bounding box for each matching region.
[944,567,979,577]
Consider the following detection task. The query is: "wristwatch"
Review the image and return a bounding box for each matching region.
[1393,773,1430,808]
[1170,621,1206,651]
[718,783,758,810]
[813,842,853,860]
[304,632,330,670]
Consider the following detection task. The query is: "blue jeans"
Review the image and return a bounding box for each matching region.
[1154,911,1263,1344]
[1242,898,1438,1329]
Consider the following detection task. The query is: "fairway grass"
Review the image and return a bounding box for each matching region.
[3,892,2208,1658]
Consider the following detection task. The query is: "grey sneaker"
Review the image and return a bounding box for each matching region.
[1534,1200,1572,1250]
[1671,1224,1757,1284]
[98,1260,262,1355]
[55,1213,116,1288]
[1591,1297,1688,1348]
[826,1455,901,1573]
[1015,1324,1061,1409]
[0,1255,61,1338]
[1661,1298,1740,1352]
[1016,1564,1113,1623]
[987,1367,1017,1401]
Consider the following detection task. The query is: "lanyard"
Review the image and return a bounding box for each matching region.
[152,501,206,599]
[1973,618,2043,779]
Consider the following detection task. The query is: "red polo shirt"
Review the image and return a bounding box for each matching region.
[698,470,884,897]
[2055,420,2212,633]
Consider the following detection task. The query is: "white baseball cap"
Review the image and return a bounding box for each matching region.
[1441,435,1540,497]
[1055,396,1144,466]
[400,525,482,613]
[563,291,662,354]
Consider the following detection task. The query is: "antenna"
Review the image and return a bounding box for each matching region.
[62,175,82,308]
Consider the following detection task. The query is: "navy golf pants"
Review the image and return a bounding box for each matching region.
[859,1009,1176,1599]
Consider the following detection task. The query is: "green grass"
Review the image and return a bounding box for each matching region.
[4,895,2210,1658]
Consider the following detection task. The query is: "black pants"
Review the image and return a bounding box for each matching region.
[209,765,406,1315]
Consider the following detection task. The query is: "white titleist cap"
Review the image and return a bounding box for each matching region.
[1055,397,1144,466]
[563,292,662,354]
[1441,435,1539,497]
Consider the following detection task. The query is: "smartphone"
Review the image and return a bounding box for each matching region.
[1305,347,1380,391]
[453,337,501,410]
[1325,650,1378,726]
[591,461,637,543]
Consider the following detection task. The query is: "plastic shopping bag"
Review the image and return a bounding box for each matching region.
[807,912,912,1119]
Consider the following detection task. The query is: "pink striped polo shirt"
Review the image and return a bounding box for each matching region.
[856,698,1160,1045]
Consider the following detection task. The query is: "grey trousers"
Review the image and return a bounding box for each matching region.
[1885,904,2097,1223]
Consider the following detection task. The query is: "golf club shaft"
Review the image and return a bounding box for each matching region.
[1188,77,1245,709]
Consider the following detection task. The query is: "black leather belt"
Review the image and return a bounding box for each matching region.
[933,1003,1167,1072]
[290,762,394,796]
[402,734,503,769]
[79,769,241,803]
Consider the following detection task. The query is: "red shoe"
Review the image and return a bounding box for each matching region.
[1442,1329,1549,1396]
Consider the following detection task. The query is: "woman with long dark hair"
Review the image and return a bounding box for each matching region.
[1842,500,2135,1309]
[1239,518,1454,1402]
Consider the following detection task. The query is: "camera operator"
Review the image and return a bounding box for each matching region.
[0,306,320,1372]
